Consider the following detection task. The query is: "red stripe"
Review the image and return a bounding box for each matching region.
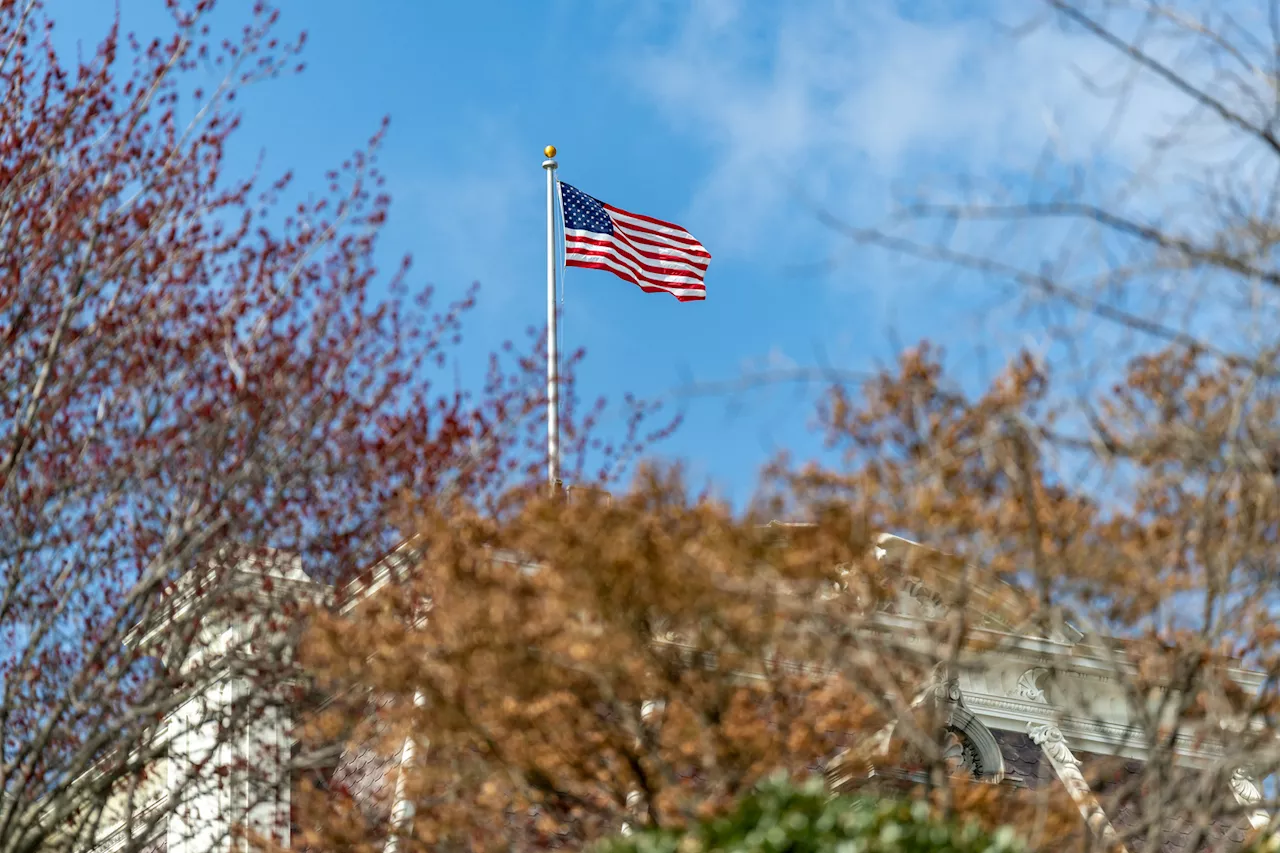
[566,246,705,287]
[611,229,710,269]
[566,238,705,282]
[601,202,693,234]
[566,246,706,288]
[568,231,709,271]
[566,258,706,301]
[567,234,708,278]
[567,257,705,294]
[612,218,710,255]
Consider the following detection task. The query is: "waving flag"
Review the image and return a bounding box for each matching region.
[560,182,709,302]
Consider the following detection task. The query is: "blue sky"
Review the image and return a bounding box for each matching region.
[59,0,1200,507]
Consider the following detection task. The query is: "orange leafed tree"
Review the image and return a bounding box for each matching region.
[292,2,1280,853]
[295,333,1280,853]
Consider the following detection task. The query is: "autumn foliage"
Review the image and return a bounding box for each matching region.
[290,0,1280,844]
[6,1,1280,853]
[295,328,1280,853]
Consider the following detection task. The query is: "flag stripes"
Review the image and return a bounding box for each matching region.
[559,182,709,302]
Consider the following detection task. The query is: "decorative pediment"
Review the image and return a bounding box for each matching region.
[872,533,1082,644]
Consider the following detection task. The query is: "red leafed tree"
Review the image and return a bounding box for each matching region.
[0,3,597,853]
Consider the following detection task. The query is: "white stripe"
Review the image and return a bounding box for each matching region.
[565,223,706,261]
[582,255,706,299]
[565,229,707,277]
[566,251,708,293]
[606,208,703,246]
[570,225,711,272]
[610,228,710,269]
[611,219,707,256]
[566,241,706,283]
[565,249,706,287]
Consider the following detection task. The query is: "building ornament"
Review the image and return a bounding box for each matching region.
[942,729,979,776]
[947,704,1003,782]
[1028,723,1127,852]
[1229,769,1272,831]
[900,576,948,618]
[933,675,965,708]
[844,669,1005,784]
[1013,663,1273,838]
[1016,668,1127,851]
[1014,667,1048,703]
[1231,769,1262,804]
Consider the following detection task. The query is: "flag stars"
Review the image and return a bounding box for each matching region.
[560,183,615,236]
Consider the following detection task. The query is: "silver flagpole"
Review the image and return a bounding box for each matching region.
[542,145,560,492]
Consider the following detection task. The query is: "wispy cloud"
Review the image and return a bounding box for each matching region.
[404,137,542,311]
[620,1,1195,263]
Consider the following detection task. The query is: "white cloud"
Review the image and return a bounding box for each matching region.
[402,134,543,311]
[622,1,1207,261]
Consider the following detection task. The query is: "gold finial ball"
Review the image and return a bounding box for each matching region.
[544,145,557,158]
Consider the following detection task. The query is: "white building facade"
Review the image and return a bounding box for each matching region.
[87,536,1272,853]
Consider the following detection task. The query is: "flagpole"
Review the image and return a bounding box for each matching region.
[542,145,560,493]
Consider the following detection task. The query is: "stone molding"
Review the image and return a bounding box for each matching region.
[1229,770,1272,832]
[1015,667,1128,852]
[1028,722,1127,852]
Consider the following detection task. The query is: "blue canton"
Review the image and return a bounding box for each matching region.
[560,182,614,236]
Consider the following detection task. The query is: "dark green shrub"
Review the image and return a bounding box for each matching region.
[596,776,1025,853]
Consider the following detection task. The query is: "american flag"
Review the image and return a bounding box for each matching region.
[559,182,709,302]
